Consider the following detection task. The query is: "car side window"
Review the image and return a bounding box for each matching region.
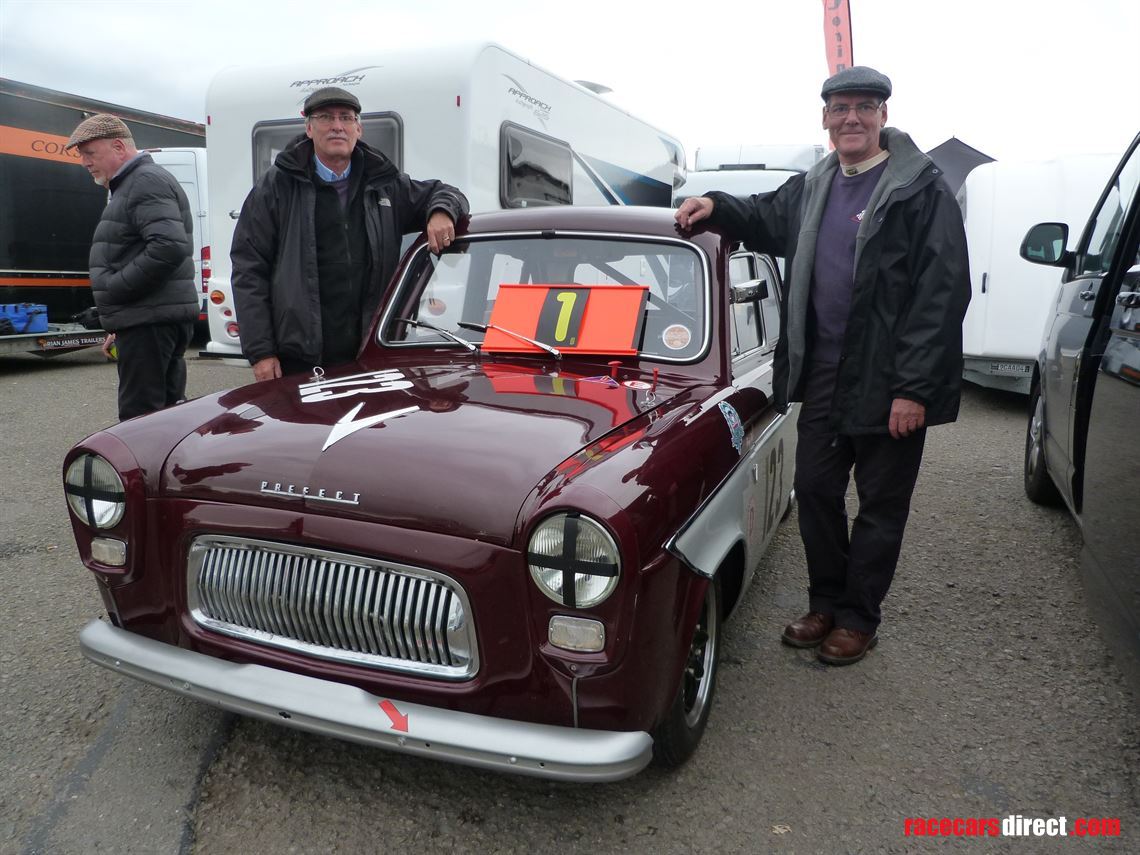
[729,252,760,357]
[729,254,754,286]
[1078,140,1140,277]
[756,256,781,349]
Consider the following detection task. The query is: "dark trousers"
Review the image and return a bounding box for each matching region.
[279,355,320,378]
[794,361,926,634]
[278,355,354,379]
[115,322,194,421]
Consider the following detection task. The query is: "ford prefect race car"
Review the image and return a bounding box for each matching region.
[65,206,796,781]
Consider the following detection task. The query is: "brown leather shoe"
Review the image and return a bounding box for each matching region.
[781,612,835,648]
[817,627,878,665]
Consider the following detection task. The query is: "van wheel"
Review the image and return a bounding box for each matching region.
[1024,383,1061,505]
[653,576,720,768]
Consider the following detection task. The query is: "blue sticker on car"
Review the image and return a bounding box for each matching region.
[718,401,744,453]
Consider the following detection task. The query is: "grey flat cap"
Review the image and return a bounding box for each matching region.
[303,86,361,115]
[821,66,892,101]
[65,114,132,150]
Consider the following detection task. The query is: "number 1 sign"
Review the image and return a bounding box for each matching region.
[484,284,649,355]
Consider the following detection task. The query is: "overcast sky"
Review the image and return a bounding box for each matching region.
[1,0,1135,165]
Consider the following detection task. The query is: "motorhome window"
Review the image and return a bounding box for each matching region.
[251,114,402,182]
[501,125,572,207]
[1078,142,1140,277]
[385,236,706,361]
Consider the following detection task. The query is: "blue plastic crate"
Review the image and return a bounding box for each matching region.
[0,303,49,334]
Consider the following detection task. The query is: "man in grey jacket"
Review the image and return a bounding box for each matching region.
[66,114,198,421]
[231,87,469,381]
[676,67,970,665]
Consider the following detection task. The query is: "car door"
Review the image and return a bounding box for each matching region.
[1044,137,1140,500]
[728,251,795,575]
[1078,149,1140,655]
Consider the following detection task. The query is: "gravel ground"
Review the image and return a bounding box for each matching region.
[2,350,1137,855]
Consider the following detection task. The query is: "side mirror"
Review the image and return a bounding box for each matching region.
[731,279,769,304]
[1020,222,1070,267]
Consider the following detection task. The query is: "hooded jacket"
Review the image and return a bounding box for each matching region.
[707,127,971,434]
[88,153,198,331]
[230,137,469,367]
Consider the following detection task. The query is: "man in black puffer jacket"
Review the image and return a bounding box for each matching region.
[677,67,970,666]
[231,86,469,381]
[66,114,198,421]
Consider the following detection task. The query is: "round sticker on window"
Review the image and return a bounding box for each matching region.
[662,324,692,351]
[427,298,447,316]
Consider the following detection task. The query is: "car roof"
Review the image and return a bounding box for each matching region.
[462,205,698,239]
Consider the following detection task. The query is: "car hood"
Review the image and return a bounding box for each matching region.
[162,360,694,545]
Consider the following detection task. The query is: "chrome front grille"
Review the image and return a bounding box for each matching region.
[187,535,478,679]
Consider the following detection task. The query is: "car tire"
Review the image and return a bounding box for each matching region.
[652,576,721,768]
[1025,382,1062,506]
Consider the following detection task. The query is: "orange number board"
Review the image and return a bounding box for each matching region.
[484,284,648,355]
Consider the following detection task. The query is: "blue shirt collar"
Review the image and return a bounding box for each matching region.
[313,153,351,182]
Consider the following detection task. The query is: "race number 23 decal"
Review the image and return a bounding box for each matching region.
[764,438,785,534]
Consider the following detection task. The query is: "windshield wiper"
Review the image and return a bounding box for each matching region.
[457,321,561,359]
[395,317,478,352]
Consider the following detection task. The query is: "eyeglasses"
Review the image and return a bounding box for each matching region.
[309,112,359,125]
[825,102,882,118]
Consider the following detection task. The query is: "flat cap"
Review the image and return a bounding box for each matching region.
[821,66,892,101]
[303,86,361,116]
[65,114,132,150]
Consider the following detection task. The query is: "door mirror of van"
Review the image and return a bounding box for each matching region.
[1020,222,1070,267]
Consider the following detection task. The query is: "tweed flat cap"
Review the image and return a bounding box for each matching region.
[821,66,892,101]
[65,114,132,150]
[303,86,361,116]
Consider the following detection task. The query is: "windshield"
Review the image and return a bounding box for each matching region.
[382,235,708,361]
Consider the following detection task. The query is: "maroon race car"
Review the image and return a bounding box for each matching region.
[64,206,797,781]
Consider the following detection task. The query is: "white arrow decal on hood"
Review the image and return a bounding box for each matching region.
[323,403,419,452]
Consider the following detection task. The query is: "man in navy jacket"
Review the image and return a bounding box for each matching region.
[231,87,468,381]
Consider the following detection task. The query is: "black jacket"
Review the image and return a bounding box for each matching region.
[88,153,198,331]
[230,137,469,367]
[708,128,971,434]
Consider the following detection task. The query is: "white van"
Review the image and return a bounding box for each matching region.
[202,42,685,359]
[673,143,823,207]
[148,147,210,325]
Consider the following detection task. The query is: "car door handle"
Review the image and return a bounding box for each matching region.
[1116,291,1140,308]
[1079,289,1096,301]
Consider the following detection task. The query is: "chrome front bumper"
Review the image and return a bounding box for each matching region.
[79,620,652,782]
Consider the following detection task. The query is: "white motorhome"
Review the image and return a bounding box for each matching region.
[957,154,1116,393]
[148,147,209,324]
[202,42,685,358]
[673,143,823,207]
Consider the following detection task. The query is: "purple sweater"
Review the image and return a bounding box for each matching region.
[810,160,888,364]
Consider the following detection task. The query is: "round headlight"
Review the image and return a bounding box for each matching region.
[65,454,126,529]
[528,512,620,608]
